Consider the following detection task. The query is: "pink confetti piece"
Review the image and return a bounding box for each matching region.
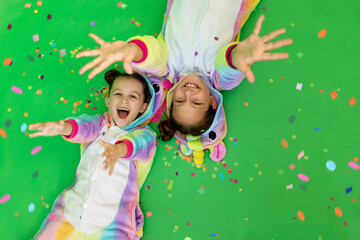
[31,146,42,155]
[33,34,39,42]
[24,3,31,8]
[49,213,56,221]
[146,211,152,217]
[36,1,43,6]
[298,150,304,160]
[297,173,309,182]
[348,161,359,170]
[117,2,122,7]
[0,194,10,204]
[289,164,295,170]
[11,86,23,94]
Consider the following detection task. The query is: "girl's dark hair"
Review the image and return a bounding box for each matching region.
[104,69,151,104]
[158,104,216,141]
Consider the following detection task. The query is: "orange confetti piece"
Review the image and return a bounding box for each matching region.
[318,29,327,38]
[0,129,7,138]
[297,211,305,221]
[349,97,356,106]
[3,58,12,66]
[354,157,358,162]
[330,91,338,100]
[244,102,248,107]
[24,112,29,117]
[281,139,288,148]
[335,207,342,217]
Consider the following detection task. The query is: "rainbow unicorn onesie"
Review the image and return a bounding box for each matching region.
[33,74,162,240]
[128,0,260,168]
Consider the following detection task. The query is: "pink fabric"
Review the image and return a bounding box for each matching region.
[129,40,148,63]
[226,44,238,69]
[115,139,134,158]
[63,119,78,139]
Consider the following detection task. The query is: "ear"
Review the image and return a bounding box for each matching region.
[210,95,217,110]
[140,103,148,113]
[105,97,110,108]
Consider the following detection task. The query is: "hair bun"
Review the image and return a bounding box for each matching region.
[105,69,120,85]
[158,120,176,141]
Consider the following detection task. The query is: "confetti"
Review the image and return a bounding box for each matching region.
[0,129,7,138]
[36,1,42,6]
[31,146,42,155]
[7,24,12,30]
[11,86,23,95]
[297,211,305,221]
[289,164,295,170]
[24,3,31,8]
[32,170,39,178]
[3,58,12,66]
[167,180,174,190]
[0,194,10,204]
[49,213,56,221]
[90,21,96,27]
[33,34,39,42]
[326,160,336,171]
[28,203,35,212]
[191,173,195,177]
[297,173,309,182]
[318,29,327,38]
[346,187,352,194]
[348,161,359,170]
[349,97,356,106]
[281,139,288,148]
[298,150,304,160]
[286,184,293,190]
[5,119,11,127]
[296,83,303,90]
[146,211,152,217]
[330,91,338,100]
[313,127,321,131]
[47,14,52,20]
[288,115,296,123]
[334,207,342,217]
[219,172,225,179]
[60,49,66,56]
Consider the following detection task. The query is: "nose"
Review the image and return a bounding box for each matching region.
[121,96,129,104]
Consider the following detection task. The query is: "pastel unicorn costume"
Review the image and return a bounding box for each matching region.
[129,0,259,168]
[33,74,162,240]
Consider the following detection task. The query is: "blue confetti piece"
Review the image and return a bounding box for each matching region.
[51,43,56,47]
[313,127,321,131]
[209,234,218,237]
[28,203,35,213]
[346,187,352,194]
[20,123,27,132]
[300,184,307,191]
[219,172,225,180]
[234,142,238,146]
[288,115,296,123]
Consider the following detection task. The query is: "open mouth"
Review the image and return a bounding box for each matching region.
[184,82,199,89]
[117,108,129,119]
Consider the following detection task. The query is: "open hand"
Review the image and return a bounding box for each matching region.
[28,120,67,138]
[231,15,293,83]
[76,33,142,79]
[99,140,127,176]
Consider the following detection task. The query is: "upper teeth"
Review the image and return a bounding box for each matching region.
[185,83,197,88]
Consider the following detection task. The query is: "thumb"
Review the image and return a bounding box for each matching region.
[242,65,255,84]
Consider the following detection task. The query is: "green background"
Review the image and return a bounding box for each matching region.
[1,0,360,239]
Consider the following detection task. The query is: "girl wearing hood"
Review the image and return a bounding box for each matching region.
[76,0,292,168]
[29,69,157,240]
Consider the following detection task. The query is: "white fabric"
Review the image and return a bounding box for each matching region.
[165,0,243,77]
[64,125,130,233]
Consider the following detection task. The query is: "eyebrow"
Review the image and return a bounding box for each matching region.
[112,88,141,97]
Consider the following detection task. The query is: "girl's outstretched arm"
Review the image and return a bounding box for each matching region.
[230,15,293,83]
[76,33,144,79]
[28,120,72,138]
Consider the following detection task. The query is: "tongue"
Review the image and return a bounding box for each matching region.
[118,110,129,119]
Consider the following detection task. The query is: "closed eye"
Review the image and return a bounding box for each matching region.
[176,100,184,103]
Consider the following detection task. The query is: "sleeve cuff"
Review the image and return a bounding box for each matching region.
[63,119,78,139]
[115,139,134,158]
[128,39,148,63]
[226,44,238,69]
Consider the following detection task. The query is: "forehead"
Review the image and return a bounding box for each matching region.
[112,77,144,90]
